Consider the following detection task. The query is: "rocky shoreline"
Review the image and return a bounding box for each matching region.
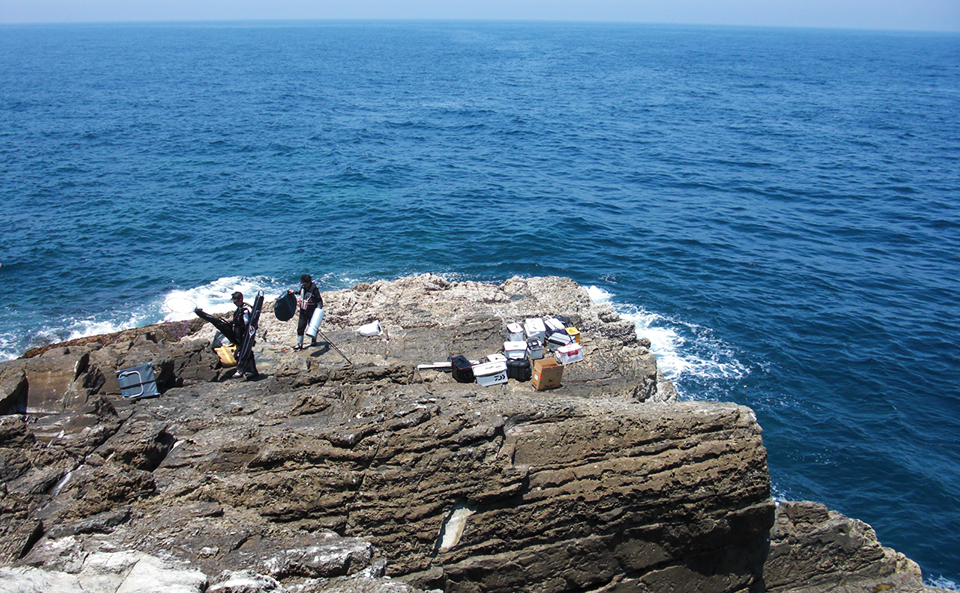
[0,275,943,592]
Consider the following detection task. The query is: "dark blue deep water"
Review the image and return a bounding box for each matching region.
[1,22,958,586]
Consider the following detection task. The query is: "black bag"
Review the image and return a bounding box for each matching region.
[506,358,532,381]
[450,355,474,383]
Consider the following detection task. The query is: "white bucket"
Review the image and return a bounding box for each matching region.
[305,308,325,338]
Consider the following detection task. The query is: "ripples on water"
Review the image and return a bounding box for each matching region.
[0,22,958,586]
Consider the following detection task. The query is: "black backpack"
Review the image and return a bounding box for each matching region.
[450,355,474,383]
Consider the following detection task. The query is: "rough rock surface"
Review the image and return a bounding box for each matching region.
[764,501,941,593]
[0,275,943,593]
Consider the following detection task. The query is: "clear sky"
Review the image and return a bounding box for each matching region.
[0,0,958,32]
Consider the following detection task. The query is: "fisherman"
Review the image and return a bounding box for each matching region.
[288,274,323,350]
[193,291,259,380]
[230,291,259,380]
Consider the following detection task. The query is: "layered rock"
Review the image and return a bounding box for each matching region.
[0,275,942,593]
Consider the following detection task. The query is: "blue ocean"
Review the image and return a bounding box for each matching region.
[1,21,957,585]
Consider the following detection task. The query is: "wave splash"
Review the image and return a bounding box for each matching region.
[587,285,748,400]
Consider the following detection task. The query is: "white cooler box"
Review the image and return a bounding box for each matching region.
[526,337,544,360]
[544,317,566,336]
[524,317,546,341]
[546,332,573,350]
[506,323,524,342]
[473,361,508,387]
[504,341,527,359]
[556,342,583,365]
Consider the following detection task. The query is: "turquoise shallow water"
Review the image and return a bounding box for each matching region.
[1,22,958,585]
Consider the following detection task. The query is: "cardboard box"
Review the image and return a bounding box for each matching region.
[531,358,563,390]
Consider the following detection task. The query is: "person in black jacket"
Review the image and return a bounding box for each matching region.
[230,291,259,380]
[289,274,323,350]
[193,291,258,380]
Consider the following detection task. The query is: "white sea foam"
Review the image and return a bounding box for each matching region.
[161,276,287,321]
[0,332,18,361]
[587,285,748,398]
[64,314,150,341]
[927,576,959,591]
[586,285,613,303]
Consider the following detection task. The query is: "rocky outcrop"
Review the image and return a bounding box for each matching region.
[764,501,936,593]
[0,275,942,593]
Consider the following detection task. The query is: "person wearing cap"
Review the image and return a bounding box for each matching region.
[231,291,259,380]
[288,274,323,350]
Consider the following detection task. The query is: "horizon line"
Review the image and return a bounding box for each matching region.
[0,17,958,34]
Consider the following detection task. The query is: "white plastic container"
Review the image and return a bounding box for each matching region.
[305,308,325,338]
[556,342,583,365]
[506,322,524,342]
[526,337,544,360]
[473,361,508,386]
[524,318,546,341]
[504,341,527,359]
[487,353,507,363]
[357,320,381,337]
[544,317,566,335]
[547,332,573,350]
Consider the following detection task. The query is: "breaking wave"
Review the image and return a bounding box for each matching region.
[588,285,748,400]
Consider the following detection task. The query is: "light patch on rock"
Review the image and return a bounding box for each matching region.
[435,500,476,554]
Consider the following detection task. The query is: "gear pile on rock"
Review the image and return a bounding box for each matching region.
[0,275,941,593]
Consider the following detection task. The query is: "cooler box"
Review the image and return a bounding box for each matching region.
[546,332,573,350]
[556,342,584,365]
[526,337,544,360]
[566,327,581,344]
[504,341,527,360]
[544,317,566,336]
[506,323,524,342]
[473,361,508,387]
[487,353,507,363]
[117,364,160,399]
[523,318,546,341]
[532,358,563,391]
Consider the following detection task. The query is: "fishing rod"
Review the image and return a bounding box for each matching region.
[317,329,353,366]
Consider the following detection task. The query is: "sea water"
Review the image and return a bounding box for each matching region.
[1,22,957,586]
